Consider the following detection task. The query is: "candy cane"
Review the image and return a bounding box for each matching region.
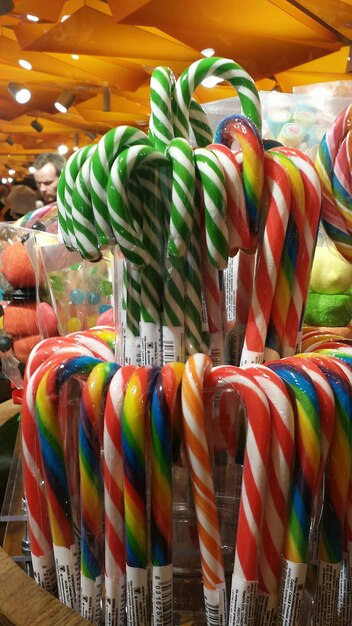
[173,57,262,143]
[204,363,271,626]
[150,362,184,625]
[35,355,103,610]
[79,361,119,623]
[240,152,291,365]
[122,366,160,625]
[71,154,101,262]
[103,365,137,626]
[243,364,295,624]
[181,354,227,625]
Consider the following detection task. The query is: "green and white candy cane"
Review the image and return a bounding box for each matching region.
[90,126,153,247]
[57,144,95,250]
[173,57,262,143]
[107,144,170,366]
[71,155,101,262]
[194,147,229,269]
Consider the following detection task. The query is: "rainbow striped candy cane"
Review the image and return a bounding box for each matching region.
[35,355,103,610]
[103,365,137,626]
[150,362,184,626]
[122,366,160,626]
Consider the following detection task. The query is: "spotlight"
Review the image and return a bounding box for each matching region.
[0,0,14,16]
[18,59,32,71]
[86,131,97,140]
[26,14,39,21]
[28,166,35,174]
[31,119,43,132]
[5,136,14,146]
[8,169,15,175]
[54,90,75,113]
[8,82,31,104]
[58,144,69,155]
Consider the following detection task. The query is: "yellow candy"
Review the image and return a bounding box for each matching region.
[66,317,82,332]
[87,314,98,329]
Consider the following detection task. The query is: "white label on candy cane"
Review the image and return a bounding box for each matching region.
[152,565,173,626]
[228,577,256,626]
[204,583,227,626]
[239,348,264,367]
[224,256,239,322]
[337,552,351,622]
[162,325,185,363]
[54,544,79,610]
[126,565,149,626]
[105,575,126,626]
[81,574,102,624]
[277,559,307,626]
[209,331,224,366]
[31,552,57,595]
[255,591,279,626]
[314,560,340,625]
[140,321,161,366]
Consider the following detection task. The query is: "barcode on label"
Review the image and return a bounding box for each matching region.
[203,587,226,626]
[204,599,224,626]
[153,580,172,626]
[163,340,176,363]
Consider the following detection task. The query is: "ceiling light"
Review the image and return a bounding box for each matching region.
[8,82,31,104]
[1,177,7,184]
[5,136,14,146]
[73,146,79,152]
[61,14,70,22]
[18,59,32,71]
[0,0,14,15]
[31,119,43,132]
[7,177,13,183]
[201,76,222,88]
[58,144,69,155]
[201,48,215,57]
[28,166,35,174]
[71,54,79,60]
[26,14,39,21]
[8,169,15,175]
[54,90,75,113]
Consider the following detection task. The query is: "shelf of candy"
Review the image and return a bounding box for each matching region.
[1,54,351,626]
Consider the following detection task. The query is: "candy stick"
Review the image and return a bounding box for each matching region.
[268,361,321,626]
[22,346,94,594]
[150,362,184,625]
[214,114,265,244]
[208,143,250,255]
[24,336,74,383]
[315,104,352,262]
[35,355,103,609]
[181,354,227,626]
[163,138,196,363]
[90,125,152,246]
[71,154,101,262]
[103,365,137,626]
[240,152,291,365]
[173,57,262,143]
[122,366,160,626]
[79,361,119,623]
[274,147,322,356]
[201,246,224,365]
[228,250,255,365]
[204,363,271,626]
[264,151,306,361]
[243,364,295,624]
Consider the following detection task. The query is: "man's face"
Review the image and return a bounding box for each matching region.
[34,162,59,204]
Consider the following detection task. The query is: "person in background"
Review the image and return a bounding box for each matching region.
[4,184,43,220]
[32,153,66,205]
[0,184,10,221]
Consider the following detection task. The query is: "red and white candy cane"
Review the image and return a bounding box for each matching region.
[205,363,271,626]
[240,152,291,365]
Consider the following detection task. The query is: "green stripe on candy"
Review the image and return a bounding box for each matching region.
[71,155,101,261]
[90,126,152,246]
[149,66,175,152]
[173,57,262,142]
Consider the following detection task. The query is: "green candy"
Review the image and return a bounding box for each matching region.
[304,291,352,327]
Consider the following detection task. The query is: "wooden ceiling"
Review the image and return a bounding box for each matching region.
[0,0,351,177]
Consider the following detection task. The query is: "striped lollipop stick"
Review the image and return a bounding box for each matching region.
[205,364,271,626]
[103,365,137,626]
[268,361,321,626]
[243,364,295,625]
[181,354,228,626]
[264,151,306,361]
[240,152,291,365]
[150,362,184,625]
[79,361,119,623]
[172,57,262,144]
[22,345,94,594]
[35,355,103,610]
[122,366,160,626]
